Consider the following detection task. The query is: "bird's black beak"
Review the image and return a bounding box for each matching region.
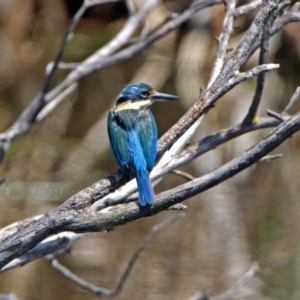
[150,91,179,101]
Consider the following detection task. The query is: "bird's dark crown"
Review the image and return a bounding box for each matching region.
[116,83,154,105]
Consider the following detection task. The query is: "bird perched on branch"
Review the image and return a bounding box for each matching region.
[107,83,179,206]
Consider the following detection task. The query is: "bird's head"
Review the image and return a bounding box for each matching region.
[115,82,179,110]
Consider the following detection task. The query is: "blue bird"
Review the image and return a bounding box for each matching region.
[107,83,179,206]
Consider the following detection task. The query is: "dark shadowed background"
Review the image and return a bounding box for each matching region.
[1,0,300,299]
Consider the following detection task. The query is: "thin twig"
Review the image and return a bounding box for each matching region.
[44,0,121,118]
[208,0,238,87]
[213,262,260,300]
[277,0,291,12]
[56,62,79,70]
[47,214,185,296]
[291,1,300,12]
[259,153,282,162]
[44,0,108,92]
[36,83,77,121]
[125,0,135,15]
[247,10,300,61]
[242,5,275,126]
[266,109,285,122]
[190,263,260,299]
[282,86,300,114]
[218,0,279,83]
[172,170,196,181]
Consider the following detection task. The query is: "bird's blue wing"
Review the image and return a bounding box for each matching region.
[107,110,130,172]
[136,109,157,172]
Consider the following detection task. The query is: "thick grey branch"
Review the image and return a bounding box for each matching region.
[0,115,281,271]
[234,0,262,18]
[0,232,82,272]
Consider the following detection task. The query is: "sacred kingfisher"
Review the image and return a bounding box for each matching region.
[107,83,179,206]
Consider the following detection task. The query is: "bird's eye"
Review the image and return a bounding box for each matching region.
[141,91,148,97]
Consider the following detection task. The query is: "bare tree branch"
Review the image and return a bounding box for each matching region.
[0,232,82,272]
[190,262,260,300]
[234,0,262,18]
[0,0,161,159]
[158,0,280,156]
[1,106,300,270]
[190,263,260,300]
[0,0,222,164]
[46,214,184,296]
[267,109,285,121]
[213,262,260,300]
[172,170,196,181]
[282,86,300,114]
[248,8,300,60]
[92,63,278,209]
[0,114,281,266]
[0,0,297,168]
[259,153,282,162]
[242,4,276,125]
[0,0,121,157]
[1,2,300,293]
[208,0,238,87]
[125,0,136,15]
[44,0,121,96]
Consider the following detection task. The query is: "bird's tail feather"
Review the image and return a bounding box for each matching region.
[135,169,154,206]
[128,130,154,206]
